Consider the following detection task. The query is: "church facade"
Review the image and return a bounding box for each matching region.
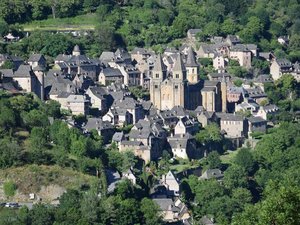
[150,47,227,112]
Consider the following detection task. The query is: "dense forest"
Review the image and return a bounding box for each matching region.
[0,0,299,61]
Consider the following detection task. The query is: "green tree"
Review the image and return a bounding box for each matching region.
[195,123,222,152]
[221,18,239,35]
[0,138,21,169]
[141,198,163,225]
[0,19,8,36]
[223,165,248,189]
[234,148,255,174]
[206,151,222,169]
[30,204,54,225]
[43,100,61,118]
[0,60,14,69]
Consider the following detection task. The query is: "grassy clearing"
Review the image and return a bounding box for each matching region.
[0,165,98,194]
[220,149,240,165]
[170,161,200,173]
[22,13,98,31]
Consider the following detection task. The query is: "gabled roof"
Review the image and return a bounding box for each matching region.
[0,69,13,78]
[14,65,33,77]
[84,118,113,131]
[102,67,123,77]
[173,54,186,72]
[248,116,266,123]
[28,54,44,62]
[200,169,223,180]
[112,132,124,142]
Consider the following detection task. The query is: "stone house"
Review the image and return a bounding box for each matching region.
[112,97,144,124]
[225,35,241,46]
[99,67,124,85]
[161,170,180,196]
[270,58,293,80]
[56,93,88,115]
[13,65,35,92]
[103,107,132,126]
[213,54,226,71]
[86,86,107,113]
[187,29,201,40]
[55,45,100,81]
[174,116,199,135]
[153,198,190,223]
[247,116,267,138]
[168,133,197,159]
[28,54,47,68]
[83,118,114,144]
[229,44,252,69]
[216,113,246,138]
[122,168,137,185]
[255,104,279,120]
[200,169,224,181]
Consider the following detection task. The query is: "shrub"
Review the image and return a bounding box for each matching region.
[3,181,17,197]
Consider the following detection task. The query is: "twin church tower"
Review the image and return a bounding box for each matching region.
[150,47,227,112]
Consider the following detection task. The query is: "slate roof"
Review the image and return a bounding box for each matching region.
[261,104,279,111]
[113,97,138,109]
[254,74,273,83]
[200,169,224,180]
[171,105,188,117]
[153,54,167,72]
[248,116,266,123]
[131,47,149,55]
[28,54,44,62]
[153,198,174,211]
[275,58,292,68]
[0,69,13,77]
[185,47,198,67]
[112,132,124,142]
[88,86,107,99]
[173,54,186,72]
[187,29,201,35]
[99,51,115,62]
[168,133,194,149]
[230,44,250,52]
[84,118,114,131]
[101,67,123,77]
[216,113,244,121]
[14,65,33,77]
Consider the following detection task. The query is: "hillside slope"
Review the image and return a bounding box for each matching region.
[0,165,98,203]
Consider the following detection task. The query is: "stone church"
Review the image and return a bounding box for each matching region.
[150,47,227,112]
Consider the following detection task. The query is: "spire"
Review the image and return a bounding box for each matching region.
[72,45,81,56]
[153,54,167,72]
[185,47,198,67]
[173,54,186,72]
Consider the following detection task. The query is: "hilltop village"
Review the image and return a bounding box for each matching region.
[0,32,299,224]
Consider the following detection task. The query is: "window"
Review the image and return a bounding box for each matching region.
[154,85,158,89]
[175,85,178,89]
[175,74,179,78]
[192,68,194,73]
[155,73,159,78]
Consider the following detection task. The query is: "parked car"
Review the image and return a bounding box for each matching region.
[0,202,6,207]
[5,202,19,208]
